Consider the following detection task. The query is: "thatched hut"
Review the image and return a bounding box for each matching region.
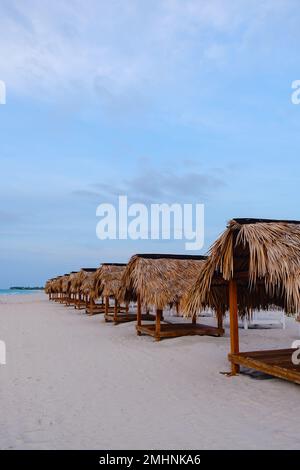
[60,273,73,305]
[184,218,300,384]
[52,276,64,302]
[118,254,224,341]
[80,269,99,310]
[90,263,142,322]
[73,268,98,310]
[45,278,55,300]
[64,271,79,306]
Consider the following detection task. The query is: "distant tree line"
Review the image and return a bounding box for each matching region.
[10,286,44,290]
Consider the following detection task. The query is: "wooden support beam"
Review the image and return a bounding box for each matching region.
[217,308,223,330]
[105,296,109,317]
[155,309,162,341]
[229,279,240,374]
[137,295,142,335]
[192,313,197,324]
[89,296,95,314]
[125,301,129,318]
[114,298,118,322]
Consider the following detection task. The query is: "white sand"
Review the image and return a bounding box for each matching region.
[1,293,300,450]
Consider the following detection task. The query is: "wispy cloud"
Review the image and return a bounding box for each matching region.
[72,161,226,204]
[0,0,296,103]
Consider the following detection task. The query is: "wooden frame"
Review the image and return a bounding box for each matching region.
[104,296,155,325]
[228,278,300,384]
[136,302,224,341]
[86,297,106,315]
[229,349,300,384]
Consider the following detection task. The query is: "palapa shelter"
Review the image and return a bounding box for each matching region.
[71,268,98,310]
[185,218,300,384]
[91,263,145,322]
[45,278,55,300]
[119,254,224,341]
[79,269,100,311]
[63,271,79,306]
[52,276,64,302]
[60,273,72,304]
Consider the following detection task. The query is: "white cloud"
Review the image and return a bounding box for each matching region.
[0,0,296,103]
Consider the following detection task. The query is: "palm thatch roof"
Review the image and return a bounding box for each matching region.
[92,263,127,299]
[118,254,207,310]
[45,272,79,294]
[184,218,300,316]
[50,276,63,293]
[69,268,98,294]
[44,280,52,294]
[80,270,98,296]
[61,274,71,293]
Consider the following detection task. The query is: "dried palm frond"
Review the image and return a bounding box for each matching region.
[184,218,300,316]
[118,254,206,311]
[92,264,127,300]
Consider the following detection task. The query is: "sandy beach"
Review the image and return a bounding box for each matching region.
[0,293,299,450]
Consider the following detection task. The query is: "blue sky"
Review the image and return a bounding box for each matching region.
[1,0,300,287]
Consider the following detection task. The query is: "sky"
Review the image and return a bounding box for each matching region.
[1,0,300,287]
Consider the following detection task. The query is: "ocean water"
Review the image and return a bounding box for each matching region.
[0,289,43,295]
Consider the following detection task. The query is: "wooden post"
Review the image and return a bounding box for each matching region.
[155,309,162,341]
[217,308,223,330]
[114,298,118,322]
[192,312,197,325]
[137,295,142,335]
[125,302,129,318]
[105,296,109,319]
[89,296,95,315]
[229,279,240,374]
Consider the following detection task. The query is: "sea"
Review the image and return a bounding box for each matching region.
[0,289,43,295]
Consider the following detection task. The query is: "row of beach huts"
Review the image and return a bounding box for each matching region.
[45,218,300,386]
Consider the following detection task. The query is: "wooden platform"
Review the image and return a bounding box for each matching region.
[85,305,106,315]
[136,322,224,340]
[229,349,300,385]
[105,312,155,325]
[85,304,128,315]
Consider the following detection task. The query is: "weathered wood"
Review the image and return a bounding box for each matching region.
[136,295,142,335]
[105,311,155,324]
[155,309,162,341]
[105,296,109,317]
[229,279,240,374]
[114,298,118,322]
[229,349,300,385]
[136,322,224,340]
[217,308,223,330]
